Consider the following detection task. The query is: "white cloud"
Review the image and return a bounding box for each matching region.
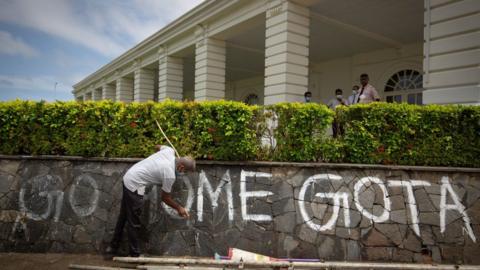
[0,0,126,56]
[0,75,72,94]
[0,30,38,57]
[0,0,204,57]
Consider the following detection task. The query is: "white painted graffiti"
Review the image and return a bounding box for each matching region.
[12,168,478,243]
[297,174,476,242]
[298,174,345,232]
[439,176,476,242]
[68,174,100,217]
[18,173,100,222]
[354,176,391,223]
[161,174,194,219]
[18,174,64,222]
[388,180,431,236]
[240,170,273,222]
[197,170,233,222]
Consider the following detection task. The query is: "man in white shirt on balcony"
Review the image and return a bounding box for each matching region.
[357,73,380,104]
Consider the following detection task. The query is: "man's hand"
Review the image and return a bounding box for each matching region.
[177,206,190,219]
[161,191,190,219]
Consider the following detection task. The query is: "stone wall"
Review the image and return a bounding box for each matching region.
[0,157,479,264]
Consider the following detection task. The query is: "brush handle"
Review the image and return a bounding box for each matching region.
[155,120,180,158]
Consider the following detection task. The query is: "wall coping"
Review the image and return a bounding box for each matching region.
[1,155,479,173]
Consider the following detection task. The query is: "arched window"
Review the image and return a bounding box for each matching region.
[384,69,423,105]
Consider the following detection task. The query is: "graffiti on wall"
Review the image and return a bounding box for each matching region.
[13,169,477,242]
[12,173,100,241]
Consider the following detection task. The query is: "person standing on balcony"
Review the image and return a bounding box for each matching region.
[356,73,380,104]
[327,89,347,137]
[327,88,348,109]
[304,91,312,103]
[347,85,360,105]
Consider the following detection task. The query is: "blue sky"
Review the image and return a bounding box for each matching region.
[0,0,203,101]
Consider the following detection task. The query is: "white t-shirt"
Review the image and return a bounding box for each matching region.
[123,146,176,195]
[327,97,348,109]
[347,94,358,105]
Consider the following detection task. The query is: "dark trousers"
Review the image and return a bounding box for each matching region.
[111,184,143,256]
[332,120,343,138]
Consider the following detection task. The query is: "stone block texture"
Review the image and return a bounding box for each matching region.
[0,157,479,264]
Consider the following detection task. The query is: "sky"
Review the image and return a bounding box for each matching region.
[0,0,204,101]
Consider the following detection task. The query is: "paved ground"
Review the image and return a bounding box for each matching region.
[0,252,130,270]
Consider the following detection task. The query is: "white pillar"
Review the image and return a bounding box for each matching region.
[102,84,116,100]
[84,92,92,101]
[92,88,102,101]
[264,0,310,104]
[423,0,480,104]
[194,30,226,101]
[159,51,184,101]
[116,77,134,102]
[134,68,155,102]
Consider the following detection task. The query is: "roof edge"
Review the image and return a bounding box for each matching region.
[73,0,234,92]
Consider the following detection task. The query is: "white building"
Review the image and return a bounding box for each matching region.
[73,0,480,105]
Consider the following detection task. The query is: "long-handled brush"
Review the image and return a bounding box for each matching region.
[155,119,180,158]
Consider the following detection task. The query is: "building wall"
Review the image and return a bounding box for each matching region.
[226,76,265,105]
[226,43,422,105]
[1,157,479,263]
[423,0,480,105]
[311,43,422,104]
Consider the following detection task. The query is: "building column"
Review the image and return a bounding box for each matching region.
[194,28,226,101]
[264,0,310,104]
[84,92,92,101]
[134,68,155,102]
[158,49,184,101]
[92,88,102,101]
[423,0,480,104]
[116,77,134,102]
[102,84,116,100]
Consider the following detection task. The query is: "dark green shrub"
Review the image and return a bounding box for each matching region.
[265,102,334,161]
[0,100,260,160]
[336,103,480,167]
[1,99,478,167]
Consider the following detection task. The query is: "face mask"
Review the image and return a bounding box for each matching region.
[352,90,357,95]
[305,97,311,102]
[336,95,343,99]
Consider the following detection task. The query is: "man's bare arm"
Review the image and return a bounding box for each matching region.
[161,191,189,218]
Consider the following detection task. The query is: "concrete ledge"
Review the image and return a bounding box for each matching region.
[0,155,479,173]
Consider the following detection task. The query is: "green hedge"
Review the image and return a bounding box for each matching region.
[263,102,334,161]
[0,100,478,167]
[0,100,260,160]
[0,100,333,161]
[336,103,480,167]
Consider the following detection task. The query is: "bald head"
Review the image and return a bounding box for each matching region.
[175,156,196,173]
